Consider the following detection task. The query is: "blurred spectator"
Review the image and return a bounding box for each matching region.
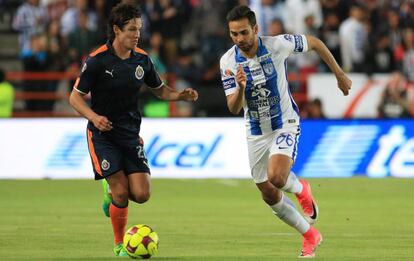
[295,14,320,92]
[319,12,341,71]
[285,0,322,34]
[68,10,99,64]
[93,0,109,42]
[46,20,66,72]
[142,32,169,117]
[302,98,326,119]
[339,4,367,72]
[251,0,286,35]
[385,8,403,51]
[45,0,68,21]
[12,0,48,55]
[400,28,414,82]
[60,0,97,38]
[171,48,203,116]
[267,18,285,36]
[399,1,414,28]
[364,0,381,32]
[22,33,55,111]
[365,32,395,75]
[146,0,190,67]
[320,0,349,22]
[183,0,229,69]
[378,72,412,118]
[148,32,167,78]
[0,68,14,118]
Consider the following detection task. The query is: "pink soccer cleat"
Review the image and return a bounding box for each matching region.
[299,227,323,258]
[296,179,319,225]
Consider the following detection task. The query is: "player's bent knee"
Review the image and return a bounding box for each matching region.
[268,170,289,188]
[112,191,129,206]
[131,192,151,204]
[261,190,282,205]
[257,181,282,205]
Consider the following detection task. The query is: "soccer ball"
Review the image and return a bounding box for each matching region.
[123,224,159,259]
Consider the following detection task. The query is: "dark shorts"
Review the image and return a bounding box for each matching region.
[86,128,150,180]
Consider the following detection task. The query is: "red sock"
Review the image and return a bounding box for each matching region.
[109,203,128,245]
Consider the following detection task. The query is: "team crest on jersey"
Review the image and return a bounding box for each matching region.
[81,62,87,73]
[262,63,275,76]
[101,159,110,171]
[135,65,144,79]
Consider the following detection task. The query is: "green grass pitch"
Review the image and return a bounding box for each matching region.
[1,178,413,260]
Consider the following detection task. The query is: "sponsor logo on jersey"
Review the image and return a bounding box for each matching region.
[135,65,144,79]
[283,34,293,42]
[251,67,263,77]
[247,96,279,109]
[222,77,236,90]
[105,69,114,78]
[294,35,304,52]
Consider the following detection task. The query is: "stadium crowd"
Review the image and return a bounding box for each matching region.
[1,0,413,118]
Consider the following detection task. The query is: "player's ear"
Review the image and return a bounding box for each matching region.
[253,24,259,35]
[113,25,120,36]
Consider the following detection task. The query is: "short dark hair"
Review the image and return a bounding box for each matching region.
[226,5,256,27]
[107,3,141,41]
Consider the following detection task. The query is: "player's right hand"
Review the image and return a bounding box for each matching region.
[92,115,113,132]
[337,73,352,96]
[236,65,247,90]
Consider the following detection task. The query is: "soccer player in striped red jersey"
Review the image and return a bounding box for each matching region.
[69,3,197,257]
[220,5,351,258]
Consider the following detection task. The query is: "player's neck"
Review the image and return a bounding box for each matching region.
[112,40,131,60]
[240,39,258,59]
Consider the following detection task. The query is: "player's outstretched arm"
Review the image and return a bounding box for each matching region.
[69,90,112,131]
[150,85,198,102]
[306,35,352,96]
[226,66,246,114]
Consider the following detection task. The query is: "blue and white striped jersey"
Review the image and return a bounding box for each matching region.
[220,34,308,136]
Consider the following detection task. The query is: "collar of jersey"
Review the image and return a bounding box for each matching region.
[235,36,266,61]
[106,40,139,58]
[235,36,267,62]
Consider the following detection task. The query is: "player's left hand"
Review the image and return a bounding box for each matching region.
[179,88,198,102]
[337,73,352,96]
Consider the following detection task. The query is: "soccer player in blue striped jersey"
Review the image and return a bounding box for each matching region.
[220,5,351,258]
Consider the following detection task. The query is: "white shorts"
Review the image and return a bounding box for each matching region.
[247,126,300,183]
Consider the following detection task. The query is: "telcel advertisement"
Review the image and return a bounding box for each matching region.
[294,120,414,178]
[0,119,413,179]
[0,118,249,179]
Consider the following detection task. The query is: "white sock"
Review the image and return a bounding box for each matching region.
[270,193,310,234]
[281,171,303,194]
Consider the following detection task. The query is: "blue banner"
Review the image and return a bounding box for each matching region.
[293,119,414,178]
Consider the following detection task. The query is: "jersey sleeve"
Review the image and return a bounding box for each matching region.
[275,34,309,56]
[220,55,238,96]
[73,56,99,94]
[144,57,163,89]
